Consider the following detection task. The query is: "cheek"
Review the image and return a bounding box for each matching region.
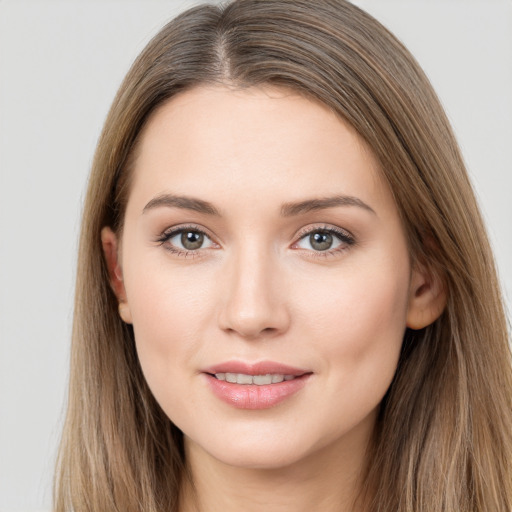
[296,254,410,394]
[123,258,218,395]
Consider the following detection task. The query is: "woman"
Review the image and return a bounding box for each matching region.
[54,1,512,511]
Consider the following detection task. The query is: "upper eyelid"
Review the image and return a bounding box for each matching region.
[160,223,215,240]
[294,224,355,241]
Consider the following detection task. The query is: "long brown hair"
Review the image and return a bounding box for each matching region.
[54,1,512,510]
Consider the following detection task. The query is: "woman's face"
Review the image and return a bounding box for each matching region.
[106,86,426,470]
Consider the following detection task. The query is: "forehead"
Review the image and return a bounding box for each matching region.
[128,85,389,213]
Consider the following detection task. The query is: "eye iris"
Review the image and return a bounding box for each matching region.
[310,231,333,251]
[181,231,204,250]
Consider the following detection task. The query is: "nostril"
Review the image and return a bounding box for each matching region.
[223,323,282,340]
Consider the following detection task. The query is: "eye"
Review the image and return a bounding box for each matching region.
[158,226,216,254]
[294,227,354,253]
[172,230,208,250]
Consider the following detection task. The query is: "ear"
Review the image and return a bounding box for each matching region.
[406,262,446,330]
[101,226,132,324]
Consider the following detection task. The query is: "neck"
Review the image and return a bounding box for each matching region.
[179,423,373,512]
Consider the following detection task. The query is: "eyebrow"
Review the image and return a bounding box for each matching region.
[280,195,376,216]
[142,193,375,217]
[143,194,221,216]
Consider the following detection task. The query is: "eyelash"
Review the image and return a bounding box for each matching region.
[292,225,356,259]
[156,224,356,259]
[156,224,216,259]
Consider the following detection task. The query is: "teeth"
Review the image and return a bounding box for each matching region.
[214,373,296,385]
[237,373,253,385]
[253,374,272,385]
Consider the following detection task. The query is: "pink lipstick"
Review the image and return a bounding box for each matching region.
[202,361,312,410]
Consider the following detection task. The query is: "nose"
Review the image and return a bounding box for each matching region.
[217,245,291,340]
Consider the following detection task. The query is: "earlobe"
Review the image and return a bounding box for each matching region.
[117,302,133,324]
[406,263,446,330]
[101,227,133,324]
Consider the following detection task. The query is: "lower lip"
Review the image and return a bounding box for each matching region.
[204,374,311,410]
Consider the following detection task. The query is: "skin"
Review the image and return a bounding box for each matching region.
[102,86,444,512]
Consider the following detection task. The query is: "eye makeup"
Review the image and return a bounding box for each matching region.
[155,223,219,258]
[292,224,356,260]
[155,222,356,260]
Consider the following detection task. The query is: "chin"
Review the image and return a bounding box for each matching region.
[185,427,317,470]
[214,446,310,471]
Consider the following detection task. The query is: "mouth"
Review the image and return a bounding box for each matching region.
[203,361,312,409]
[211,372,299,385]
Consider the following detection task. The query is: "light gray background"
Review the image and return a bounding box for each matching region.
[1,1,511,510]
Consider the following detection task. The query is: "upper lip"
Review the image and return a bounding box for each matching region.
[203,360,310,376]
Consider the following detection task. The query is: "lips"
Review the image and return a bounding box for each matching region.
[204,360,309,376]
[202,361,312,409]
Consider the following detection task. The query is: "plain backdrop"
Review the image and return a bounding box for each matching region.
[0,1,511,510]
